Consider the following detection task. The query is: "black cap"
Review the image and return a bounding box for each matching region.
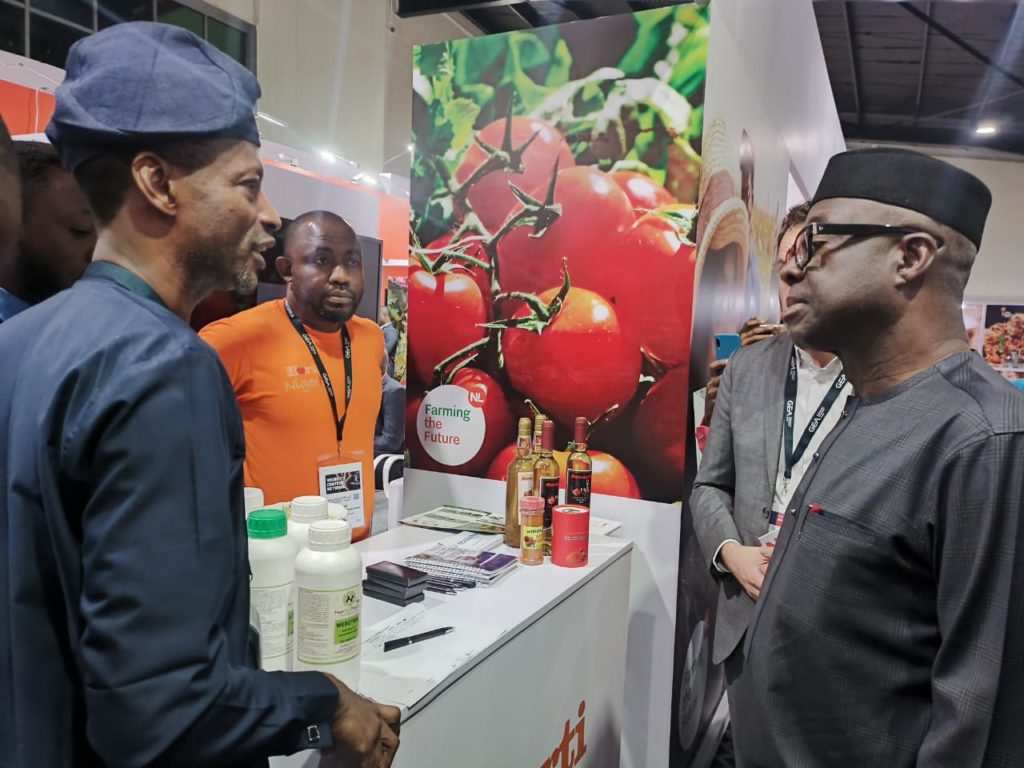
[811,148,992,248]
[46,22,261,171]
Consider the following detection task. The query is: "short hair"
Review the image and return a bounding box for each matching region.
[72,138,228,226]
[0,117,16,175]
[776,201,811,254]
[282,210,352,253]
[14,141,62,194]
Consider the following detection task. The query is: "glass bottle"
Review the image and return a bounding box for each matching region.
[566,416,593,508]
[519,496,545,565]
[532,419,560,556]
[532,413,546,456]
[504,417,534,548]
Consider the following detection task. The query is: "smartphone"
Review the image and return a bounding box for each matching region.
[715,333,742,361]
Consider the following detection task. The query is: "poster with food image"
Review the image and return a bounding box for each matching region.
[962,302,985,354]
[408,6,709,503]
[983,303,1024,370]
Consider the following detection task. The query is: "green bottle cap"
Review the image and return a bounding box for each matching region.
[247,508,288,539]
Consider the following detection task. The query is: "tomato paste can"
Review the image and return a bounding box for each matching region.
[551,504,590,567]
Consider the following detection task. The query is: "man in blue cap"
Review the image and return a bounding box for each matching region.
[0,22,399,767]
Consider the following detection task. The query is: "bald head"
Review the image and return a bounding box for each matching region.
[282,211,353,256]
[276,210,364,331]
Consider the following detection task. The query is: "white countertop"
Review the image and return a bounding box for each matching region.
[351,524,633,718]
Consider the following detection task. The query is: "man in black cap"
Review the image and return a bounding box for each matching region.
[0,22,399,768]
[742,148,1023,766]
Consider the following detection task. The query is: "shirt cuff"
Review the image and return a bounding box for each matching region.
[279,671,340,753]
[713,539,741,573]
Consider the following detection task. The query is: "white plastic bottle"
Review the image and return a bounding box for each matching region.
[288,495,328,554]
[243,487,264,515]
[295,519,363,688]
[247,509,294,672]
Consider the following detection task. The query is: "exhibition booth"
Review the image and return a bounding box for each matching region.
[3,1,1021,767]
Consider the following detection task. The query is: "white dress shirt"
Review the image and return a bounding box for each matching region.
[714,346,852,572]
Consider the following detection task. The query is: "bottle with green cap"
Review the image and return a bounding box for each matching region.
[247,508,294,672]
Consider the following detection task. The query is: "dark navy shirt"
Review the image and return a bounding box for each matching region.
[0,263,337,767]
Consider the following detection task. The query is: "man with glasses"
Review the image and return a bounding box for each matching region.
[692,201,853,764]
[742,148,1023,766]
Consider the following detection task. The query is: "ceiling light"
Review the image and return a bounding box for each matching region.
[256,111,288,128]
[319,149,338,163]
[975,123,997,135]
[406,143,414,152]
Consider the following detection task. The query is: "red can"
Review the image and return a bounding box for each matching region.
[552,504,590,567]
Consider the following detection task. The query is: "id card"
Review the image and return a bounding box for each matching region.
[318,457,366,530]
[758,526,780,546]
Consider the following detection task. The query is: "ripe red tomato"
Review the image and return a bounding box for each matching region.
[503,286,640,425]
[486,444,641,499]
[455,116,575,234]
[497,166,634,297]
[407,265,488,385]
[406,368,513,476]
[609,170,675,214]
[425,233,492,310]
[631,364,688,501]
[585,208,696,365]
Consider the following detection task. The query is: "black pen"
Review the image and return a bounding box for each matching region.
[383,626,455,653]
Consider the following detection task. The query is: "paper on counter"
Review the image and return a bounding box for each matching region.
[357,603,502,712]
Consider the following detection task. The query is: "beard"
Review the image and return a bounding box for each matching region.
[183,232,264,300]
[316,290,360,324]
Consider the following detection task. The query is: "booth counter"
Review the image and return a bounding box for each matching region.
[272,523,633,768]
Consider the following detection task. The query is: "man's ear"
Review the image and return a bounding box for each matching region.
[895,232,940,287]
[131,152,179,217]
[276,255,293,284]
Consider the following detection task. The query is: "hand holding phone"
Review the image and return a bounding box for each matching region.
[715,333,742,361]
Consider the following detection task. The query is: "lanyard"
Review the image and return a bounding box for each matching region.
[783,347,846,480]
[284,300,353,444]
[84,261,167,308]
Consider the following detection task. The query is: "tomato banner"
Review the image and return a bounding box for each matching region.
[408,6,708,505]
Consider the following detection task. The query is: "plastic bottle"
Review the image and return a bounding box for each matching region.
[247,509,294,671]
[289,495,328,553]
[243,487,264,515]
[295,519,363,688]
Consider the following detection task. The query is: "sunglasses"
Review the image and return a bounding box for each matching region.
[786,223,944,271]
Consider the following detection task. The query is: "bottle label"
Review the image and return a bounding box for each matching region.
[297,585,361,664]
[538,476,559,555]
[538,476,560,528]
[250,581,294,665]
[567,468,592,507]
[517,471,534,497]
[522,523,544,553]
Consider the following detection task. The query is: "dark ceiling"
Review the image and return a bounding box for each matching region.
[394,0,1024,155]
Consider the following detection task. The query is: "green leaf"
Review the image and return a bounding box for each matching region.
[669,25,708,97]
[685,104,704,141]
[618,9,675,77]
[444,98,482,154]
[415,43,446,80]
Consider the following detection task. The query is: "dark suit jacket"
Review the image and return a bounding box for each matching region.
[690,333,792,665]
[374,374,405,455]
[381,323,398,377]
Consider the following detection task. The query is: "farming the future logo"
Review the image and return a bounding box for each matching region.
[539,700,586,768]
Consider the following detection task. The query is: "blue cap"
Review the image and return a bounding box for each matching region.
[46,22,261,171]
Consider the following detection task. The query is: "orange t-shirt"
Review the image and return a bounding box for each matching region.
[201,300,384,535]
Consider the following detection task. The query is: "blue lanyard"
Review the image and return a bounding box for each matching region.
[783,347,846,479]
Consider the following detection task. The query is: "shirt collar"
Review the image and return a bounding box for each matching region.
[794,345,842,375]
[0,285,30,322]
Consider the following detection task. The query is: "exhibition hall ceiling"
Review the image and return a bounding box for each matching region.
[395,0,1024,155]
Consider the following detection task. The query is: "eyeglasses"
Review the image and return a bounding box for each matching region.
[787,222,944,271]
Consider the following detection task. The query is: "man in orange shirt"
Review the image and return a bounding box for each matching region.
[202,210,384,539]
